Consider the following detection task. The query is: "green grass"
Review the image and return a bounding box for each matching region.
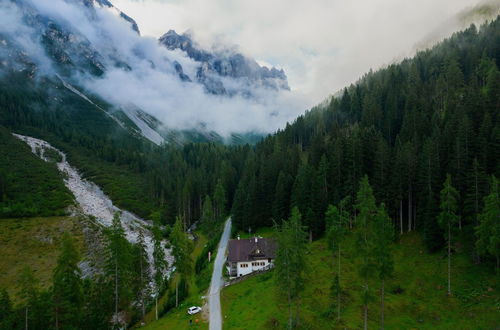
[235,226,274,239]
[139,299,208,330]
[0,216,84,301]
[221,230,500,329]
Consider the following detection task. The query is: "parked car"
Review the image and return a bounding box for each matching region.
[187,306,202,315]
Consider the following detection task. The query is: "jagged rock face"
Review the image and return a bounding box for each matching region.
[159,30,290,96]
[3,0,140,77]
[73,0,141,34]
[160,30,212,62]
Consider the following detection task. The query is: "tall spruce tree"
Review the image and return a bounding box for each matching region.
[272,171,292,223]
[152,213,167,320]
[201,195,216,235]
[437,174,459,295]
[106,212,133,327]
[135,230,150,325]
[475,176,500,271]
[325,204,348,320]
[275,207,308,329]
[170,216,193,307]
[214,180,227,220]
[355,175,377,330]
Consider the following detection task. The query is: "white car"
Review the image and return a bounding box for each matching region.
[187,306,202,315]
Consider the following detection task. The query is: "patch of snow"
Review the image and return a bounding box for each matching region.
[13,133,173,280]
[58,75,94,104]
[123,105,164,146]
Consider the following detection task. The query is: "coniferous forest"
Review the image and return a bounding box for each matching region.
[0,13,498,330]
[231,19,499,255]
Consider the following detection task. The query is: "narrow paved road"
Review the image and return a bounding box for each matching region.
[209,217,232,330]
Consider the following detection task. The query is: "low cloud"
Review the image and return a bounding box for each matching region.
[2,0,308,136]
[113,0,488,104]
[2,0,494,137]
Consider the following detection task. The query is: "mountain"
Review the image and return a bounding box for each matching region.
[159,30,290,96]
[0,0,290,146]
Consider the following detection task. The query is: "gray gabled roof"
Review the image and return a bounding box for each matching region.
[227,237,277,262]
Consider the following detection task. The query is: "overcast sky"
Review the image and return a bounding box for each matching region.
[112,0,485,105]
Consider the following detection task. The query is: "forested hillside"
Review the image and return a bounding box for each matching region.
[0,72,247,222]
[0,126,73,217]
[231,18,499,256]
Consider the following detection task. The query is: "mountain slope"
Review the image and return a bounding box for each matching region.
[0,126,73,217]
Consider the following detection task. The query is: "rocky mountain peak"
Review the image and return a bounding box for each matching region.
[159,30,290,95]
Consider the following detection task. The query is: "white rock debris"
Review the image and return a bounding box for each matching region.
[13,133,173,279]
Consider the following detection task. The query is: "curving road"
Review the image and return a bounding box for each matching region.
[209,217,232,330]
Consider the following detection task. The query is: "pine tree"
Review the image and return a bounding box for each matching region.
[325,204,348,320]
[291,161,313,216]
[272,171,292,223]
[355,175,377,330]
[170,216,193,307]
[476,176,500,271]
[201,195,216,235]
[52,233,83,329]
[437,174,459,295]
[106,212,132,327]
[213,180,227,220]
[152,213,167,320]
[419,138,442,252]
[275,207,308,329]
[373,136,391,204]
[135,230,150,325]
[231,181,247,230]
[463,158,488,262]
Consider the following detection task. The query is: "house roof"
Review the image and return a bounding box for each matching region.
[227,237,277,262]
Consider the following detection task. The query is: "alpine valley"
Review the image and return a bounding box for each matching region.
[0,0,498,329]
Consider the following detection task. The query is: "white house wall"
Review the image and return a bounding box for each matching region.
[236,259,271,277]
